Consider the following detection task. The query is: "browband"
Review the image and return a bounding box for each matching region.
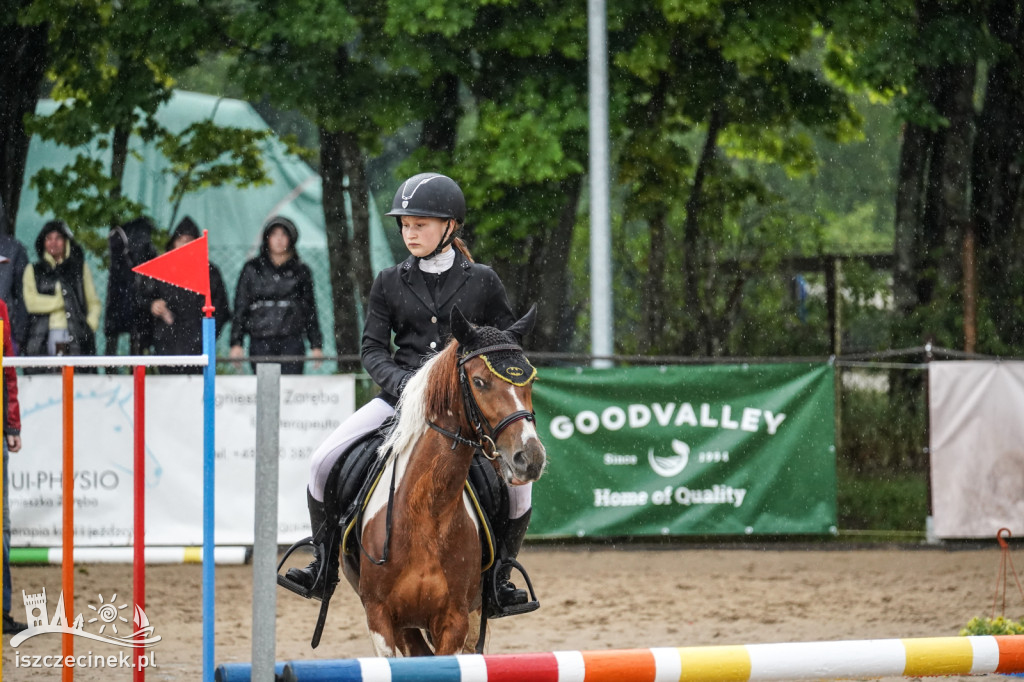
[458,343,524,366]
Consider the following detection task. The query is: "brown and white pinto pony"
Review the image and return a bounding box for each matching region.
[347,307,546,657]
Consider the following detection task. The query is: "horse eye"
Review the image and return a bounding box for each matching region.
[473,377,486,389]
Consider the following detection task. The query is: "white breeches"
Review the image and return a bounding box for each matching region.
[308,397,395,502]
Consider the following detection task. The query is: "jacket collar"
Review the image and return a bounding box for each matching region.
[399,253,472,312]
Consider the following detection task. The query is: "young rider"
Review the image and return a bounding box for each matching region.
[283,172,536,615]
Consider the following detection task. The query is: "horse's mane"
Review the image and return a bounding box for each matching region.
[379,340,462,461]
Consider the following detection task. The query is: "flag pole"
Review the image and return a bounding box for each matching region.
[132,229,216,680]
[200,232,216,682]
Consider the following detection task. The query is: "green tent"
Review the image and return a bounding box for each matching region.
[15,89,395,360]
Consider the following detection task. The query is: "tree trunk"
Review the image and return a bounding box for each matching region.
[320,126,360,370]
[639,205,667,355]
[0,16,48,236]
[525,177,581,352]
[421,73,460,153]
[892,122,928,333]
[972,0,1024,346]
[338,131,372,313]
[931,63,976,291]
[109,123,130,213]
[680,100,724,356]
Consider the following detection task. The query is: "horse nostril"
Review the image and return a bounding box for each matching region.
[513,450,527,469]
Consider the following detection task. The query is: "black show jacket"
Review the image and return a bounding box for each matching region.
[361,253,516,402]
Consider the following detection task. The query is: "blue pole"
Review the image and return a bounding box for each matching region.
[202,315,216,681]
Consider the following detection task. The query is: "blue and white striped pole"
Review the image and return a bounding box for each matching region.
[203,315,216,681]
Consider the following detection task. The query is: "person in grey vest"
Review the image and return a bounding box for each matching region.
[22,221,101,369]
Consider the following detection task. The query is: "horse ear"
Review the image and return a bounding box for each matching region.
[506,304,537,344]
[450,305,478,346]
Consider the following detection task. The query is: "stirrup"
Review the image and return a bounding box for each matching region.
[276,536,334,602]
[486,558,539,619]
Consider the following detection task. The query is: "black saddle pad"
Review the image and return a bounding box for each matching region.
[322,429,389,533]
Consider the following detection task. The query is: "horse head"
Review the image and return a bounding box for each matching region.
[451,306,547,486]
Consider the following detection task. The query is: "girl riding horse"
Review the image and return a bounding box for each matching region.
[281,172,538,617]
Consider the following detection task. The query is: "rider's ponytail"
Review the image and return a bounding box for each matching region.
[453,236,474,263]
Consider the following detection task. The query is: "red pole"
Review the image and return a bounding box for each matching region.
[62,366,74,682]
[133,366,146,681]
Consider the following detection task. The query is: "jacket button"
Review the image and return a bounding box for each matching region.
[62,289,68,295]
[65,312,71,318]
[429,341,437,349]
[431,316,437,323]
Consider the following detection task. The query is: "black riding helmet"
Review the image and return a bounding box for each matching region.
[385,172,466,259]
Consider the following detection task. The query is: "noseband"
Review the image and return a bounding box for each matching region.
[428,343,536,459]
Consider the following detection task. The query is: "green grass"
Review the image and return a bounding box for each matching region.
[837,468,929,532]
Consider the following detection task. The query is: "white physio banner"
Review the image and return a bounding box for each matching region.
[929,361,1024,538]
[9,374,355,547]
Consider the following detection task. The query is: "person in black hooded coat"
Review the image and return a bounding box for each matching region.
[140,217,231,373]
[105,216,158,355]
[229,216,323,374]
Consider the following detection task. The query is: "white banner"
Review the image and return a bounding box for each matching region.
[929,361,1024,538]
[8,374,355,547]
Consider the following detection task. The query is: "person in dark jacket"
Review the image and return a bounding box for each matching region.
[280,172,536,618]
[229,216,323,374]
[0,197,29,351]
[0,299,26,633]
[22,221,101,371]
[105,216,158,355]
[141,217,231,373]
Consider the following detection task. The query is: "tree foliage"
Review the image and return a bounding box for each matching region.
[10,0,1024,362]
[20,0,273,255]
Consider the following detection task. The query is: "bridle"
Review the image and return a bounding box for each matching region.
[428,343,536,459]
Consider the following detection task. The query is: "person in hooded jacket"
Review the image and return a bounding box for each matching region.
[0,197,29,352]
[141,216,231,373]
[279,172,538,619]
[229,216,323,374]
[22,220,101,371]
[105,216,158,356]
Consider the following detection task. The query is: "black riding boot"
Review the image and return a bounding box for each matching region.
[282,491,338,599]
[491,509,538,616]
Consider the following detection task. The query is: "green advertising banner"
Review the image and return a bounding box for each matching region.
[529,363,836,537]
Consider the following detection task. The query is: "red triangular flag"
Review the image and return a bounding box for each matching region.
[133,231,213,312]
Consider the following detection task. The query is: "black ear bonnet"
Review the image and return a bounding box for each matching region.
[458,324,537,387]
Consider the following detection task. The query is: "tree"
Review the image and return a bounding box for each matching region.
[614,1,861,356]
[0,1,49,237]
[21,0,271,254]
[827,0,1024,355]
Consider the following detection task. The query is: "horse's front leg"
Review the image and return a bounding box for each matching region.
[429,608,470,655]
[462,608,483,654]
[363,602,400,657]
[399,629,434,656]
